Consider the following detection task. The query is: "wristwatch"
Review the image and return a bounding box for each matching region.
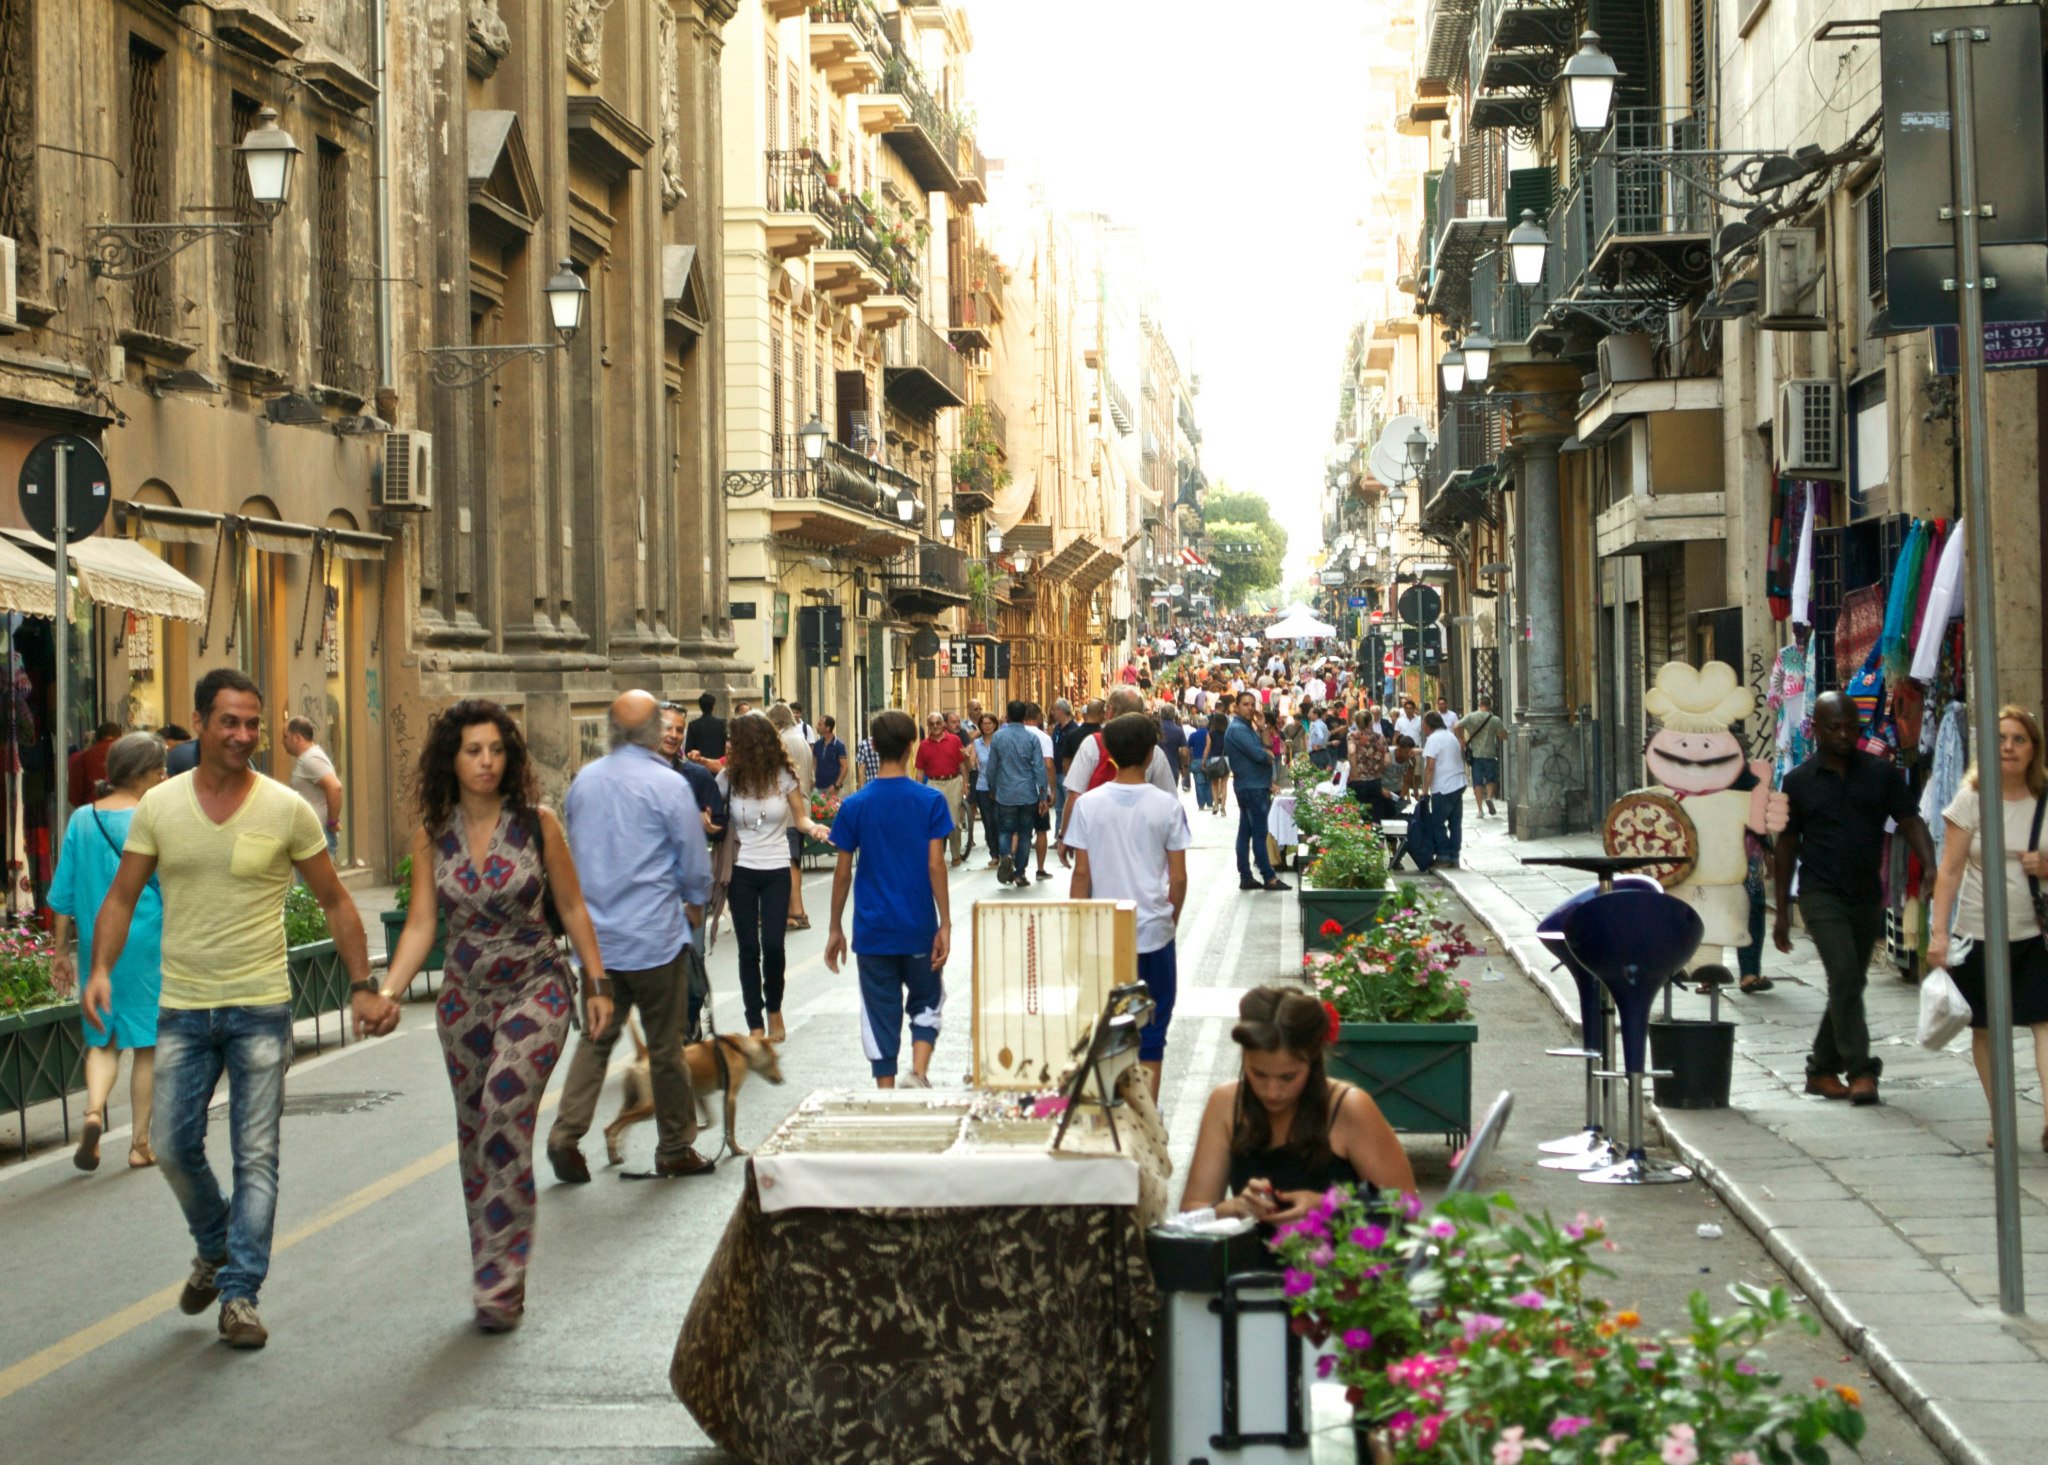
[348,978,381,999]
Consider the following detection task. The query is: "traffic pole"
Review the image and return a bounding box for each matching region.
[1941,20,2024,1315]
[51,444,69,849]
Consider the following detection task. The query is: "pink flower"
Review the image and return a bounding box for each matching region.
[1660,1423,1699,1465]
[1508,1290,1545,1309]
[1282,1268,1315,1298]
[1548,1417,1592,1440]
[1399,1191,1424,1220]
[1415,1413,1447,1450]
[1343,1327,1373,1351]
[1735,1359,1760,1376]
[1462,1312,1506,1342]
[1309,1244,1334,1267]
[1493,1425,1550,1464]
[1429,1219,1457,1240]
[1729,1453,1762,1465]
[1316,1354,1336,1379]
[1598,1436,1628,1461]
[1351,1223,1387,1249]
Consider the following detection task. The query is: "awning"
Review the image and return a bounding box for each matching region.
[240,516,319,555]
[114,503,226,546]
[325,528,392,561]
[1,529,208,623]
[1178,546,1208,567]
[0,535,56,619]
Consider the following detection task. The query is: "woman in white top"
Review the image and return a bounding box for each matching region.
[718,713,826,1040]
[1929,704,2048,1148]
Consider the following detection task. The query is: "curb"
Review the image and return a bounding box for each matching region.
[1437,865,2002,1465]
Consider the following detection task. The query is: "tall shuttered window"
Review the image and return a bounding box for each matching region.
[770,319,786,471]
[127,38,169,337]
[227,94,264,360]
[315,140,350,385]
[0,0,37,291]
[764,37,779,150]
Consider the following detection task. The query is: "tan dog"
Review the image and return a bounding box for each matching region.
[603,1017,786,1164]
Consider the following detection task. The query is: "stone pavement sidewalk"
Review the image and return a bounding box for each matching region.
[1436,815,2048,1465]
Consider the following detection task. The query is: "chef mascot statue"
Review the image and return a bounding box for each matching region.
[1637,661,1788,950]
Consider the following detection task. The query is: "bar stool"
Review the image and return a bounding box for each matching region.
[1563,885,1704,1187]
[1534,876,1661,1171]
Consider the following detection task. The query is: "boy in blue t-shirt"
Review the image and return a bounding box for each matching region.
[825,709,955,1087]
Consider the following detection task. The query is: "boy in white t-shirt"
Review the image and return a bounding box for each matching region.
[1063,713,1192,1097]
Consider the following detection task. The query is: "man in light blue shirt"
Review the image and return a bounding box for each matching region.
[1307,708,1332,770]
[986,699,1049,887]
[548,690,715,1180]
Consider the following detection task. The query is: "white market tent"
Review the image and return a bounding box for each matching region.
[1262,604,1337,640]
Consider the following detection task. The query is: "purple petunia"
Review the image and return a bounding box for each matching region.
[1343,1327,1374,1351]
[1282,1268,1315,1298]
[1351,1223,1387,1250]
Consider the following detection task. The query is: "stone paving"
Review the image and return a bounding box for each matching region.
[1435,815,2048,1465]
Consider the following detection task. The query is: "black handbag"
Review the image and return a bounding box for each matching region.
[526,809,567,939]
[2029,793,2048,938]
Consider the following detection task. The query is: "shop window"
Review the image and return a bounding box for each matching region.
[322,549,353,865]
[118,537,187,732]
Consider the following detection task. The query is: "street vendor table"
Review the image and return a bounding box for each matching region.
[671,1084,1171,1465]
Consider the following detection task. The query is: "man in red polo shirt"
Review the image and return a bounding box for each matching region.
[915,712,970,867]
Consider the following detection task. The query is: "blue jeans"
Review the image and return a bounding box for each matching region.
[1415,787,1465,869]
[153,1003,293,1303]
[994,802,1036,869]
[974,788,998,855]
[1193,773,1212,810]
[1236,786,1276,882]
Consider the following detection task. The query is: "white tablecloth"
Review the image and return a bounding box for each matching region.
[1268,792,1300,845]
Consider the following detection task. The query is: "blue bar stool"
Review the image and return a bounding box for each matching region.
[1563,885,1704,1187]
[1535,876,1661,1171]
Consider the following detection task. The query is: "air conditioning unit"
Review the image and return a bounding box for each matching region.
[0,236,18,333]
[380,430,434,511]
[1779,380,1841,472]
[1596,333,1655,389]
[1760,228,1825,330]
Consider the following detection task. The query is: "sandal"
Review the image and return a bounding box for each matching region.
[74,1112,104,1172]
[790,914,811,930]
[129,1142,156,1169]
[1738,976,1775,994]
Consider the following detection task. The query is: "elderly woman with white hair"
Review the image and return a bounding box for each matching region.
[50,730,168,1171]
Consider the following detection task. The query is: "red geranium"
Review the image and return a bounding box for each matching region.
[1320,918,1344,937]
[1323,1000,1342,1043]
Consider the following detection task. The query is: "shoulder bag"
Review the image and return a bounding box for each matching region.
[2029,791,2048,938]
[527,809,568,939]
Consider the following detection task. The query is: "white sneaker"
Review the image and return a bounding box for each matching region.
[899,1072,932,1089]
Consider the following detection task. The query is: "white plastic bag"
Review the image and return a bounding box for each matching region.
[1917,967,1973,1051]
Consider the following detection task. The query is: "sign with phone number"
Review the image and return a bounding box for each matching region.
[1932,321,2048,374]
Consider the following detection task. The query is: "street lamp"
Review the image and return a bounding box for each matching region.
[1562,31,1620,136]
[1365,547,1379,569]
[938,502,956,538]
[1402,433,1427,480]
[544,260,589,340]
[88,106,302,279]
[1349,551,1363,571]
[798,413,829,466]
[895,493,916,522]
[1460,328,1494,386]
[1012,550,1032,571]
[1375,527,1393,550]
[1507,209,1550,290]
[1379,499,1394,526]
[1440,347,1466,395]
[986,525,1004,555]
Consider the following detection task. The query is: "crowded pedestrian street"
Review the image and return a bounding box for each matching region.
[0,806,1944,1465]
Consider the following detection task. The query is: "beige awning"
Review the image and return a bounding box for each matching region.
[325,528,391,562]
[240,516,319,555]
[0,535,56,619]
[2,529,208,623]
[115,503,226,546]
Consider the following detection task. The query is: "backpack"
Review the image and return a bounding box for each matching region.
[1085,732,1118,791]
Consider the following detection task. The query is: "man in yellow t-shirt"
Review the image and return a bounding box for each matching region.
[87,668,393,1351]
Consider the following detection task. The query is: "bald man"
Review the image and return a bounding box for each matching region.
[548,690,716,1179]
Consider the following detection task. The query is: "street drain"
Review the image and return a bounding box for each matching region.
[280,1090,402,1117]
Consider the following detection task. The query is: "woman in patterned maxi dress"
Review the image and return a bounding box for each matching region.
[381,700,613,1332]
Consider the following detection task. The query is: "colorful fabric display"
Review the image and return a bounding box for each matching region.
[1909,518,1966,684]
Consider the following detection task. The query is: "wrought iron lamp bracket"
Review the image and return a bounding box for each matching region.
[415,343,564,390]
[87,220,264,282]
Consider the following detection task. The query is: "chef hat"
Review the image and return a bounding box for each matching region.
[1644,660,1753,733]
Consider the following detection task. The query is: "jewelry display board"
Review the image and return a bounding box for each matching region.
[970,898,1137,1090]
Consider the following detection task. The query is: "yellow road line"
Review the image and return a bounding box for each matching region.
[0,1090,558,1402]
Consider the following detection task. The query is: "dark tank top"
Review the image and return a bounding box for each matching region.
[1225,1082,1373,1202]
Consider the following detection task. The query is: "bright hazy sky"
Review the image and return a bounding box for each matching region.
[964,0,1387,578]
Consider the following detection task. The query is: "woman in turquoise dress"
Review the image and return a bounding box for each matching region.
[50,732,167,1171]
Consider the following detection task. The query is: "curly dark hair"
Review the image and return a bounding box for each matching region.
[725,710,795,800]
[416,699,538,834]
[1229,985,1336,1167]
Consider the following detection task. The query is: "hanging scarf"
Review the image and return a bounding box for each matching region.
[1879,519,1928,682]
[1909,519,1946,653]
[1790,494,1817,626]
[1909,518,1966,683]
[1766,478,1800,619]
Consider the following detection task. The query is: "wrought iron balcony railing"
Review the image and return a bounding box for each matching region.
[765,149,832,216]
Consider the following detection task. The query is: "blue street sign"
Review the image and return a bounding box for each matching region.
[1932,321,2048,375]
[1346,595,1370,609]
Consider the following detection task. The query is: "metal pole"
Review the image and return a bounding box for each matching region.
[52,447,69,850]
[1942,22,2024,1316]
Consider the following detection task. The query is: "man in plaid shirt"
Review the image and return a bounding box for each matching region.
[854,733,882,786]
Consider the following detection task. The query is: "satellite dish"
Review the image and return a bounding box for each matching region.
[1369,414,1432,490]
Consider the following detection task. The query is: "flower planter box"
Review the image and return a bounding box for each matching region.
[0,1000,87,1123]
[378,909,447,976]
[1299,887,1391,952]
[1327,1021,1478,1146]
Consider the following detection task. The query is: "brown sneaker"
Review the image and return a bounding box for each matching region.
[1804,1073,1851,1101]
[217,1298,268,1349]
[180,1254,228,1315]
[1849,1075,1881,1106]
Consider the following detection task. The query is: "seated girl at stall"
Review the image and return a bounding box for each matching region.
[1180,986,1415,1225]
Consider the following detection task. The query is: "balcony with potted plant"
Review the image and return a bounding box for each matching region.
[762,147,835,261]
